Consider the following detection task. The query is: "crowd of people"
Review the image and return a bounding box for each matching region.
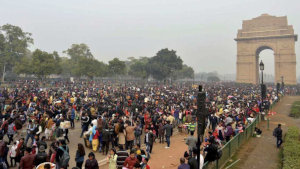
[0,80,298,169]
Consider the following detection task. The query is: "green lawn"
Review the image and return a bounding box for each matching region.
[289,101,300,118]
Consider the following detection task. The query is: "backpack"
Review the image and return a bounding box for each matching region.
[59,147,70,167]
[216,148,222,160]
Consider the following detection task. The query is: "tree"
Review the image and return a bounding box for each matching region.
[0,24,33,81]
[63,43,93,62]
[147,48,183,80]
[64,43,95,77]
[207,75,220,82]
[127,57,149,79]
[14,54,33,75]
[31,49,59,79]
[173,64,194,79]
[108,58,126,76]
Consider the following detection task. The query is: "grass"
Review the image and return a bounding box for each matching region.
[282,126,300,169]
[289,101,300,118]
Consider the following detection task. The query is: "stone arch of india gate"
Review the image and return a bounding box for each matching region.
[235,14,297,85]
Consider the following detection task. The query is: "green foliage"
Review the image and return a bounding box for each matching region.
[128,57,149,79]
[147,48,183,80]
[31,49,60,79]
[63,43,93,62]
[207,75,220,82]
[0,24,33,76]
[289,101,300,118]
[283,127,300,169]
[14,54,32,75]
[173,64,194,79]
[108,58,126,76]
[63,43,109,78]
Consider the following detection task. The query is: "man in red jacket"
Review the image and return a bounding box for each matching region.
[20,147,36,169]
[123,151,137,169]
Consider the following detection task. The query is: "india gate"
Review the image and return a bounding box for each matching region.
[235,14,297,85]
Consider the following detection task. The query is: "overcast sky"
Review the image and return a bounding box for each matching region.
[0,0,299,76]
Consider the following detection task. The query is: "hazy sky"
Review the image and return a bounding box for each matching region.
[1,0,299,76]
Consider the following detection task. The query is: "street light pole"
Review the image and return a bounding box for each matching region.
[197,85,206,166]
[259,60,265,101]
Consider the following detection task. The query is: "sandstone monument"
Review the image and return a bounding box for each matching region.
[235,14,297,85]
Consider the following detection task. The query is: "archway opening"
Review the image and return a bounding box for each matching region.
[256,47,275,83]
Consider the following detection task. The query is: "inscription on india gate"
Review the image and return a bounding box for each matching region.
[235,14,297,85]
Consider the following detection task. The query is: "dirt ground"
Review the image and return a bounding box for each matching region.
[9,118,190,169]
[230,96,300,169]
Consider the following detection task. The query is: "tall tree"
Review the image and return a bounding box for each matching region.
[108,58,126,76]
[63,43,94,77]
[173,64,194,79]
[63,43,93,62]
[147,48,183,80]
[31,49,59,79]
[128,57,149,79]
[0,24,33,81]
[14,52,33,75]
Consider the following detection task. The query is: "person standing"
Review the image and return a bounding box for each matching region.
[20,147,36,169]
[25,120,35,147]
[7,120,16,145]
[69,107,76,128]
[188,149,198,169]
[102,127,111,155]
[15,138,25,167]
[273,124,283,148]
[123,151,137,169]
[34,145,48,166]
[85,152,99,169]
[108,148,118,169]
[80,113,90,138]
[75,143,85,169]
[125,122,136,151]
[56,140,70,169]
[185,131,197,157]
[158,120,165,144]
[144,129,154,158]
[9,142,18,167]
[116,145,128,169]
[164,121,172,148]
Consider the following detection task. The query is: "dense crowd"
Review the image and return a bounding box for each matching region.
[0,80,298,169]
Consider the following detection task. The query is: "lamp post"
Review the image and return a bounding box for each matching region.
[197,85,206,166]
[259,60,264,84]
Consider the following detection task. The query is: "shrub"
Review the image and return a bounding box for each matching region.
[289,101,300,118]
[283,127,300,169]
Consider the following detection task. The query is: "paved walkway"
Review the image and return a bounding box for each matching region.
[233,96,300,169]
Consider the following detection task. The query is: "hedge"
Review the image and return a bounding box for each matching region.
[289,101,300,118]
[283,127,300,169]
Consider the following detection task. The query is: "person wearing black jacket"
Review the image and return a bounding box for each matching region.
[37,136,48,150]
[80,113,90,138]
[188,149,198,169]
[34,145,48,166]
[204,138,218,163]
[273,124,283,148]
[102,127,111,155]
[144,128,154,158]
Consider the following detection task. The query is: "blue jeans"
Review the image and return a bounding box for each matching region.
[25,133,35,146]
[80,125,88,137]
[277,137,282,148]
[166,135,170,147]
